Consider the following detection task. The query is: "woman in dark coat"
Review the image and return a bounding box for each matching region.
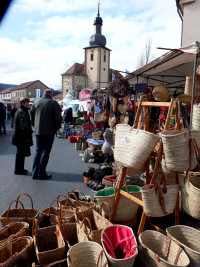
[12,98,33,175]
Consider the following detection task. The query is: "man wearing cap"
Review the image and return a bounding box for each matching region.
[30,89,62,180]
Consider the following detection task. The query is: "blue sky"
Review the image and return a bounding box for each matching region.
[0,0,182,90]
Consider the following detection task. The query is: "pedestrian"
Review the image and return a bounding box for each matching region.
[2,104,7,134]
[0,102,6,135]
[12,98,33,175]
[30,89,62,180]
[63,107,73,137]
[10,105,18,128]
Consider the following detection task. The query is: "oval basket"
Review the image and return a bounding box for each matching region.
[152,83,170,101]
[167,225,200,267]
[139,230,190,267]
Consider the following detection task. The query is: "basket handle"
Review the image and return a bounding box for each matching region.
[48,199,62,219]
[151,171,167,193]
[68,192,78,208]
[75,207,84,223]
[71,190,87,199]
[96,249,108,267]
[80,217,92,235]
[57,194,68,202]
[57,195,74,210]
[15,193,34,209]
[32,218,38,249]
[99,202,111,220]
[56,215,66,242]
[7,199,27,224]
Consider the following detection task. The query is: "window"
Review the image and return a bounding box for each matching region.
[90,49,94,61]
[104,50,106,62]
[103,68,105,71]
[29,92,31,96]
[90,67,93,70]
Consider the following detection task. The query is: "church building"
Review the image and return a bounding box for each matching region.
[62,4,122,99]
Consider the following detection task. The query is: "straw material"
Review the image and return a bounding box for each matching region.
[167,225,200,267]
[33,219,65,265]
[176,94,191,105]
[41,199,75,225]
[190,129,200,148]
[114,124,160,170]
[160,130,197,171]
[0,222,29,248]
[192,104,200,130]
[101,225,138,267]
[181,172,200,219]
[76,208,112,245]
[0,236,33,266]
[161,159,178,185]
[67,241,108,267]
[152,83,170,101]
[0,199,39,229]
[141,172,179,217]
[139,230,190,267]
[184,76,200,96]
[94,186,141,225]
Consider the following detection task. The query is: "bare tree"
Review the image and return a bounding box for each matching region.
[136,38,156,69]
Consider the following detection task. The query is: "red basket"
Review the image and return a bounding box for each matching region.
[82,123,93,130]
[68,136,75,143]
[75,135,82,142]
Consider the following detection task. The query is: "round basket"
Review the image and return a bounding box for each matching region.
[152,83,170,101]
[108,78,130,98]
[139,230,190,267]
[167,225,200,267]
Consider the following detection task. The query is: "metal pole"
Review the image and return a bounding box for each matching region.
[190,54,198,128]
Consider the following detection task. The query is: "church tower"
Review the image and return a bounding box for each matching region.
[84,2,111,89]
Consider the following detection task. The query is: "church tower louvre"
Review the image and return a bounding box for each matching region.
[84,2,111,89]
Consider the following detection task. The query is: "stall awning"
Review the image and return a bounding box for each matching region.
[126,42,200,89]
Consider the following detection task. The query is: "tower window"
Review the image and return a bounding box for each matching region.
[90,54,94,61]
[90,67,93,70]
[103,68,105,71]
[104,54,106,62]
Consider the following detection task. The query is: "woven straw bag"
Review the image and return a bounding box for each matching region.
[0,236,33,266]
[0,198,39,229]
[139,230,190,267]
[114,124,160,170]
[192,104,200,130]
[152,83,170,101]
[41,199,75,225]
[67,241,108,267]
[76,205,112,245]
[181,171,200,219]
[141,171,179,217]
[101,225,138,267]
[94,186,141,225]
[0,222,29,248]
[184,76,200,96]
[160,130,197,171]
[167,225,200,267]
[32,219,65,265]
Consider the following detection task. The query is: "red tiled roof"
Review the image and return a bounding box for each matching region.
[62,63,85,75]
[12,80,38,90]
[0,87,13,94]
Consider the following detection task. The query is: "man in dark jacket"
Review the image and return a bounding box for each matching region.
[12,98,33,174]
[31,89,62,180]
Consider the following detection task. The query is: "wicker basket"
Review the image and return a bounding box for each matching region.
[167,225,200,267]
[181,172,200,219]
[76,207,112,245]
[0,222,29,248]
[101,225,138,267]
[114,124,160,170]
[139,230,190,267]
[192,104,200,130]
[33,219,65,265]
[94,186,141,225]
[160,130,197,171]
[0,236,33,266]
[176,94,192,105]
[0,198,39,229]
[141,171,179,217]
[152,83,170,101]
[41,199,75,225]
[67,241,108,267]
[184,76,200,96]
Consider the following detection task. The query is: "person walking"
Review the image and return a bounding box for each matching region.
[0,102,6,135]
[63,107,73,137]
[10,105,18,128]
[30,89,62,180]
[12,98,33,175]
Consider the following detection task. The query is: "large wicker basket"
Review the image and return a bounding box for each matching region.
[167,225,200,267]
[0,236,33,266]
[139,230,190,267]
[0,222,29,248]
[152,83,170,101]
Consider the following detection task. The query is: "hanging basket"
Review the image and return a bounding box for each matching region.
[139,230,190,267]
[192,104,200,130]
[113,124,160,170]
[184,76,200,96]
[152,83,170,101]
[167,225,200,267]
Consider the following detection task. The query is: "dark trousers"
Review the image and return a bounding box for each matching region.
[15,146,25,172]
[32,135,54,177]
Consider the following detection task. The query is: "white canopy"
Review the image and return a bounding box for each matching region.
[126,42,200,90]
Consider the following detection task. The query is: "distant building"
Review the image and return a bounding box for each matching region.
[62,5,123,99]
[0,80,49,103]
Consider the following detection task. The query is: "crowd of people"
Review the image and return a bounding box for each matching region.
[11,89,62,180]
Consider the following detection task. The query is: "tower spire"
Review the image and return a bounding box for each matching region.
[97,0,100,16]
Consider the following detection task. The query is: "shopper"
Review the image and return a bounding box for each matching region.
[12,98,33,175]
[0,102,6,135]
[10,105,18,128]
[63,107,73,137]
[30,89,62,180]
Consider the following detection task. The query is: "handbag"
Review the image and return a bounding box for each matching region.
[113,124,160,170]
[141,171,179,217]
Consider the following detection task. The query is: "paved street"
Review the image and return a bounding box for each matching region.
[0,120,97,222]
